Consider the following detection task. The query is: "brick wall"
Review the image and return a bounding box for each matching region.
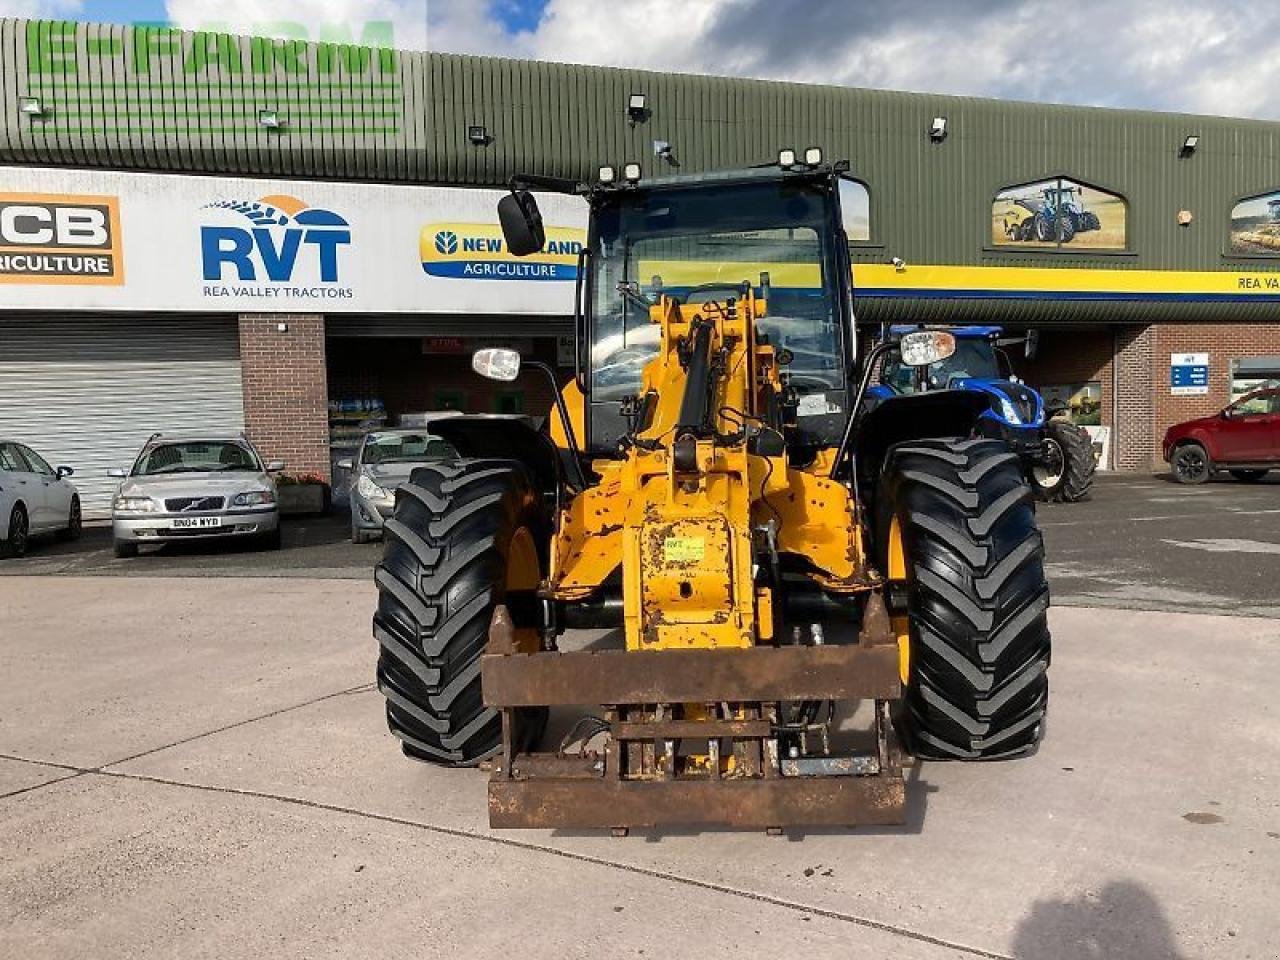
[1148,322,1280,469]
[238,314,331,482]
[1113,324,1156,471]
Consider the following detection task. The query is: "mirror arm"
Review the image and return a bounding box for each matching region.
[523,360,589,491]
[830,339,895,480]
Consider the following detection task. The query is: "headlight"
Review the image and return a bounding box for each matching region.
[357,474,390,500]
[232,490,276,507]
[114,496,156,513]
[998,396,1023,425]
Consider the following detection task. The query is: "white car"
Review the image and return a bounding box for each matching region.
[0,440,81,558]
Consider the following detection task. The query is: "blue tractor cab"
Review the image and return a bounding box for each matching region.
[870,325,1095,502]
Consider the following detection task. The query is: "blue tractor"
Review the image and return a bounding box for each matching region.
[869,325,1096,502]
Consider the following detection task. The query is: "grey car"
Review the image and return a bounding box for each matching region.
[109,434,283,558]
[339,430,456,543]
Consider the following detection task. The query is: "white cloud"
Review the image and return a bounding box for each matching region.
[0,0,83,16]
[425,0,1280,120]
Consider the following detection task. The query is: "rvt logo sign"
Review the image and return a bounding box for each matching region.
[200,195,354,302]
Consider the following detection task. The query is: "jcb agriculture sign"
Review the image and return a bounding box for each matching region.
[0,193,124,285]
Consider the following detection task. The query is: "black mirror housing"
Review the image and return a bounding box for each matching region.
[56,465,74,479]
[498,190,546,256]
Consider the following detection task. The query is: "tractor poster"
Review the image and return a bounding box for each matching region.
[991,177,1126,249]
[1229,190,1280,254]
[1040,381,1103,425]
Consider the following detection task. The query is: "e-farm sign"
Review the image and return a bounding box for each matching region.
[23,20,402,136]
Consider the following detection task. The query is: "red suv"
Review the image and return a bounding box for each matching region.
[1163,387,1280,484]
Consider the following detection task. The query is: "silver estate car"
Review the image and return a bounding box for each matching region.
[339,430,456,543]
[109,434,283,558]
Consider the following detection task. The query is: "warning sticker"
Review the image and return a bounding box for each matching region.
[663,536,706,564]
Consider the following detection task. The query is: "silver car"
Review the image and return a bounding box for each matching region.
[109,434,283,558]
[339,430,456,543]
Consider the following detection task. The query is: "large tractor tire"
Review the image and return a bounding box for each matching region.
[878,438,1051,760]
[1055,215,1076,243]
[373,459,548,767]
[1031,420,1095,503]
[1034,215,1055,243]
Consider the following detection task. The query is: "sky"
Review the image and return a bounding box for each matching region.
[5,0,1279,120]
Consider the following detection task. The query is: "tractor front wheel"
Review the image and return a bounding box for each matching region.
[373,459,548,766]
[879,438,1051,759]
[1031,420,1095,502]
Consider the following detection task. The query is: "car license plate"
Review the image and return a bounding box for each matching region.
[171,516,222,529]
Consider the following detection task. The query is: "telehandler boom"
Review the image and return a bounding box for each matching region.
[372,158,1051,832]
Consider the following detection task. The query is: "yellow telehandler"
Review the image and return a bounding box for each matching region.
[372,156,1050,831]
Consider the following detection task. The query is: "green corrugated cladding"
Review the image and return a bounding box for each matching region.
[2,18,1279,323]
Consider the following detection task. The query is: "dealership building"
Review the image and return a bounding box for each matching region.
[1,18,1278,515]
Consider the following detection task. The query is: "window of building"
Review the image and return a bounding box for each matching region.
[1229,191,1280,255]
[839,178,871,243]
[991,177,1127,250]
[1230,357,1280,400]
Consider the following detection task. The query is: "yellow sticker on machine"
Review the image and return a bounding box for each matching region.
[663,536,706,564]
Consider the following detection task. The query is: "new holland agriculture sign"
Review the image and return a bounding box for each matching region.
[421,224,582,281]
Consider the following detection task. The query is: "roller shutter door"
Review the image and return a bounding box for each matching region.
[0,315,245,519]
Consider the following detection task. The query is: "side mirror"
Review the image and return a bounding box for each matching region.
[899,330,957,367]
[106,467,127,478]
[472,347,522,382]
[56,465,74,479]
[1025,329,1040,360]
[497,190,546,256]
[266,460,285,473]
[336,458,354,471]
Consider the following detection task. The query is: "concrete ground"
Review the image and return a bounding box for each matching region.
[1,576,1277,959]
[6,471,1279,616]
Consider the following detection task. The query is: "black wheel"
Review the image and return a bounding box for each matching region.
[1055,215,1075,243]
[1031,421,1095,502]
[1171,443,1211,484]
[57,496,82,541]
[1034,215,1055,243]
[113,539,139,559]
[1082,211,1101,231]
[878,438,1051,759]
[1229,469,1269,482]
[1018,218,1035,242]
[3,504,30,558]
[373,459,549,767]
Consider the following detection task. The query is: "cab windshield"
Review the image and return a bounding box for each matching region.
[883,339,1002,393]
[589,178,845,402]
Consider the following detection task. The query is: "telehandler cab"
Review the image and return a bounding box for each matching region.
[372,156,1051,832]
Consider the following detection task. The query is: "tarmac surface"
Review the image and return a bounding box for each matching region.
[1,576,1278,959]
[6,471,1280,617]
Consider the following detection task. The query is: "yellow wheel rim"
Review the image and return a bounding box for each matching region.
[886,515,911,685]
